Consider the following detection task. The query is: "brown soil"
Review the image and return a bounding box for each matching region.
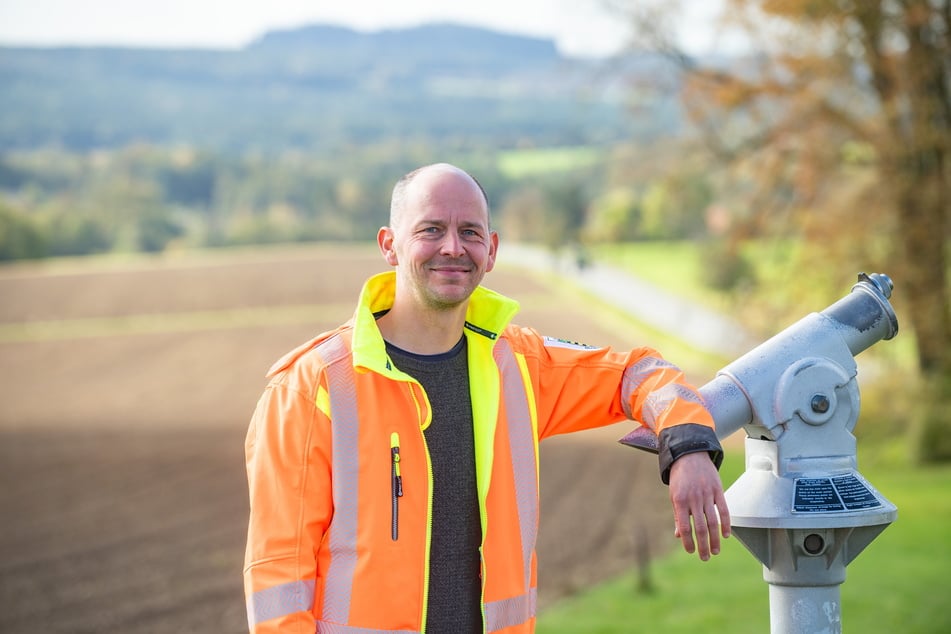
[0,246,685,633]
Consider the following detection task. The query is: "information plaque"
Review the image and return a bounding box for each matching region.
[793,474,882,513]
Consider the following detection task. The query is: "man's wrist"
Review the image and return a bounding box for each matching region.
[657,423,724,485]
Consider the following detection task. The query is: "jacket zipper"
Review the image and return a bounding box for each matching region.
[390,432,403,541]
[420,400,435,633]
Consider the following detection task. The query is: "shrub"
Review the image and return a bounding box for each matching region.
[698,239,755,292]
[912,371,951,464]
[0,204,46,260]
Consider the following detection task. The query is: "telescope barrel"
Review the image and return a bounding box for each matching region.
[701,374,753,441]
[821,273,898,357]
[702,273,898,440]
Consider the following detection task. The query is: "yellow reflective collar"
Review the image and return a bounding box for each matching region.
[349,271,520,373]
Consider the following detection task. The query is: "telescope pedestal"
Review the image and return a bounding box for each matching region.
[622,273,900,633]
[727,438,896,634]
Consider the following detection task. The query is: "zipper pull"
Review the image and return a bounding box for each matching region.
[390,432,403,497]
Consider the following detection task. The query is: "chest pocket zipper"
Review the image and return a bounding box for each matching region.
[390,432,403,540]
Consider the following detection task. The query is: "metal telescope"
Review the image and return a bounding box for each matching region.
[624,272,899,633]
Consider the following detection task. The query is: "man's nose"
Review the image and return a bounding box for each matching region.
[439,231,465,256]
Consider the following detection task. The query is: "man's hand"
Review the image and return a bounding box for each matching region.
[668,451,731,561]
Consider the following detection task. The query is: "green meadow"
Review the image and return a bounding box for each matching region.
[537,453,951,633]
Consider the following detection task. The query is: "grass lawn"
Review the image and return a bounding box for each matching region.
[497,146,603,179]
[537,452,951,633]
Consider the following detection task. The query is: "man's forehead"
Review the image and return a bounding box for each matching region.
[404,176,488,219]
[410,214,489,228]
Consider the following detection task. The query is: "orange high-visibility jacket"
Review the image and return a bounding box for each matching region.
[244,271,719,633]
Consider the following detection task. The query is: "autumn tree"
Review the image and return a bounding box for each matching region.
[616,0,950,460]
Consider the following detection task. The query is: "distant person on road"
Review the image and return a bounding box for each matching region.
[243,163,730,633]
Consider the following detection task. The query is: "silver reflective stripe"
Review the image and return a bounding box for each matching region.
[485,588,538,633]
[489,338,538,631]
[319,335,361,625]
[643,383,704,428]
[621,357,676,419]
[316,621,419,634]
[248,579,316,628]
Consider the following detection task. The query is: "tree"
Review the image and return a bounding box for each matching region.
[617,0,950,459]
[0,204,45,261]
[584,187,642,243]
[542,179,589,252]
[640,170,713,240]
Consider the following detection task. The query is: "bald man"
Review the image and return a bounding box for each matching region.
[244,163,729,633]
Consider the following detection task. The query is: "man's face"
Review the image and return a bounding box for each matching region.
[379,168,498,311]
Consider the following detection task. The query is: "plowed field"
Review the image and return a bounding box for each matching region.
[0,245,694,633]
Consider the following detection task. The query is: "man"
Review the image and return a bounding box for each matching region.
[244,163,730,633]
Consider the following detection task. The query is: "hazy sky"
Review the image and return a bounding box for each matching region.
[0,0,724,58]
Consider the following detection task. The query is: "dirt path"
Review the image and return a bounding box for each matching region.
[0,246,699,633]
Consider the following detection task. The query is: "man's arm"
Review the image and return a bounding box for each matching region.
[245,381,332,632]
[511,330,732,557]
[618,360,731,561]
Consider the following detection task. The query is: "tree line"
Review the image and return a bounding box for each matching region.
[0,141,722,266]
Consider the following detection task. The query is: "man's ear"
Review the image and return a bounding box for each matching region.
[485,230,500,273]
[378,226,398,266]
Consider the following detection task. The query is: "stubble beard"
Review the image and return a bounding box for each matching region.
[419,262,480,311]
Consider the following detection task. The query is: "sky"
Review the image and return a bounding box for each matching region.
[0,0,725,58]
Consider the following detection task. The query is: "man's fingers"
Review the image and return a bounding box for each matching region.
[675,501,731,560]
[693,505,712,560]
[704,501,720,557]
[675,512,695,554]
[718,492,732,539]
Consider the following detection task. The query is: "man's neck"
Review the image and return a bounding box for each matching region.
[376,301,469,355]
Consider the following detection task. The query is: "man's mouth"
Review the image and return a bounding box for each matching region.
[430,262,471,274]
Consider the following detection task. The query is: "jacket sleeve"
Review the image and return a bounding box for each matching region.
[244,374,333,633]
[513,328,722,482]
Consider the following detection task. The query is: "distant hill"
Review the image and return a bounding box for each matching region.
[248,23,559,72]
[0,22,680,154]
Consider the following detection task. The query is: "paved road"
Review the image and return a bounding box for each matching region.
[503,243,760,360]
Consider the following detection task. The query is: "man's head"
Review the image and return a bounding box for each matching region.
[378,163,498,311]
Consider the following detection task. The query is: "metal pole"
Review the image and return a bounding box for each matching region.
[769,585,842,634]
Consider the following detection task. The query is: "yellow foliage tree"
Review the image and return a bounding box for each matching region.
[617,0,950,460]
[621,0,949,375]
